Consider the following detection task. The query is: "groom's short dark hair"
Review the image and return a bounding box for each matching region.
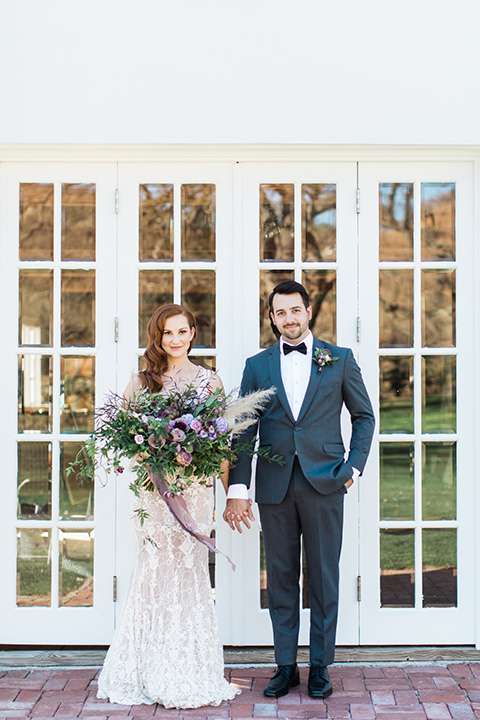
[268,281,311,339]
[268,280,310,314]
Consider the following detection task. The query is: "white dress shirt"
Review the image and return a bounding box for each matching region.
[227,332,358,499]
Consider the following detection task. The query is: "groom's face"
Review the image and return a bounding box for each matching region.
[270,292,312,344]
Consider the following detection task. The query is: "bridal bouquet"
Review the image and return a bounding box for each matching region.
[68,383,279,501]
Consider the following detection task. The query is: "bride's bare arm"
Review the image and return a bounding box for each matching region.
[123,374,142,403]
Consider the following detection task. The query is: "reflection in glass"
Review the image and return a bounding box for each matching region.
[19,183,54,261]
[259,269,294,348]
[379,357,414,433]
[380,443,414,521]
[260,531,267,608]
[61,270,95,346]
[139,184,174,261]
[60,356,95,433]
[422,529,457,607]
[181,184,215,261]
[17,443,52,519]
[422,356,456,433]
[19,270,53,346]
[139,270,174,347]
[379,183,414,261]
[380,529,415,607]
[422,270,455,347]
[59,529,94,607]
[181,270,215,347]
[17,529,51,607]
[260,185,294,261]
[379,270,413,347]
[60,443,94,521]
[302,184,336,261]
[421,183,455,261]
[302,270,336,344]
[61,183,96,261]
[18,354,52,433]
[422,442,456,521]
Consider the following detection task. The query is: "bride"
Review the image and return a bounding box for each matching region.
[97,304,240,709]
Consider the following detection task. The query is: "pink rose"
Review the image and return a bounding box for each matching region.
[176,450,192,466]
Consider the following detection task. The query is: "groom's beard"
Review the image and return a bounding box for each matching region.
[280,321,308,342]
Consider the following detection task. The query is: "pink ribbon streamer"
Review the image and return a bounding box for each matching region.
[147,469,236,571]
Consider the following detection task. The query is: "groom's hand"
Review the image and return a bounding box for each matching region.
[223,498,254,533]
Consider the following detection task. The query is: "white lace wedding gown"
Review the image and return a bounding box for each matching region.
[97,373,240,708]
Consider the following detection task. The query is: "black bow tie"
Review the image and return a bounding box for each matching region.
[283,342,307,356]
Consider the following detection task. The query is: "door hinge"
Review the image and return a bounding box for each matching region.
[357,575,361,602]
[114,317,119,343]
[356,317,361,342]
[356,188,360,214]
[115,188,119,214]
[113,575,117,602]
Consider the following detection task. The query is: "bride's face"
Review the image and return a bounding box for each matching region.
[161,314,195,362]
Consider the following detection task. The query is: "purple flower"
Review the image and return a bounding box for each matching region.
[148,434,163,449]
[200,430,209,439]
[208,426,217,440]
[171,428,186,442]
[141,414,149,425]
[174,420,187,431]
[190,419,202,433]
[114,466,124,474]
[176,450,192,466]
[134,434,144,445]
[181,414,194,426]
[167,420,175,430]
[215,417,228,434]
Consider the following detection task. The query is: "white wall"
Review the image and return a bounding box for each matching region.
[0,0,479,146]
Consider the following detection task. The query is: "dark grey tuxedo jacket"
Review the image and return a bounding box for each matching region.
[229,337,375,504]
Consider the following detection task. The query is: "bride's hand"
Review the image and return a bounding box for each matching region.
[223,498,254,533]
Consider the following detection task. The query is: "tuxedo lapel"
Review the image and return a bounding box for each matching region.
[296,338,327,423]
[267,343,295,424]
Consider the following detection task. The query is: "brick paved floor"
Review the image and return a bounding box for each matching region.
[1,664,480,719]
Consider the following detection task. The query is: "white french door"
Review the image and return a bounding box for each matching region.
[0,163,118,643]
[227,163,361,646]
[358,162,475,644]
[0,157,476,648]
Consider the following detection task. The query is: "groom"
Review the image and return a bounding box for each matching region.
[224,280,374,699]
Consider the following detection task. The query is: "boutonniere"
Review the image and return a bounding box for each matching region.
[313,347,339,373]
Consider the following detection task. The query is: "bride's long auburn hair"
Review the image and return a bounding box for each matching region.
[139,304,197,392]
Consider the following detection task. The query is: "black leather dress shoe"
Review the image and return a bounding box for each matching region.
[264,664,300,698]
[308,664,333,698]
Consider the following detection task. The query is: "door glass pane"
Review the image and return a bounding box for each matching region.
[60,356,95,433]
[139,184,174,261]
[380,529,415,608]
[380,443,414,521]
[61,270,95,346]
[303,270,336,344]
[60,442,94,521]
[17,443,52,520]
[259,269,294,348]
[379,357,414,433]
[17,529,51,607]
[421,183,455,261]
[379,270,413,347]
[422,269,455,347]
[379,183,414,261]
[302,184,336,261]
[19,183,54,260]
[422,356,456,433]
[61,183,96,261]
[260,184,294,261]
[181,270,215,347]
[59,529,94,607]
[181,184,215,261]
[422,442,456,521]
[18,354,52,433]
[422,529,457,607]
[139,270,174,347]
[19,270,53,346]
[260,531,267,609]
